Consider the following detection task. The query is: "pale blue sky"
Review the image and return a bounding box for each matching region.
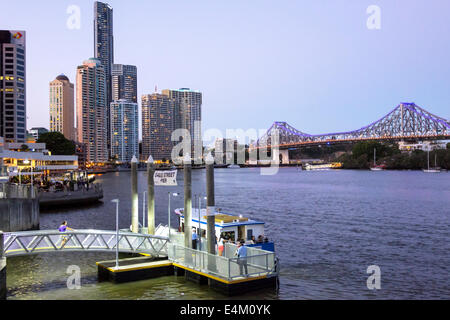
[1,0,449,139]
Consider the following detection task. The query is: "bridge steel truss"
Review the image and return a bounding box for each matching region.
[2,229,169,258]
[255,103,450,149]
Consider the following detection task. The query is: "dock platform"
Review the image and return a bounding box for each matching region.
[97,256,173,283]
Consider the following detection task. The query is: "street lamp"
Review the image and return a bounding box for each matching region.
[168,192,180,240]
[111,199,120,269]
[197,195,207,251]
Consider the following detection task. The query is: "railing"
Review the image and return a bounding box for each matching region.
[168,243,277,282]
[2,229,169,258]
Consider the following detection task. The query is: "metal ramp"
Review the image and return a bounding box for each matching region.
[2,229,169,258]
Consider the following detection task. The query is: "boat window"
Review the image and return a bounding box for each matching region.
[221,231,235,242]
[246,229,253,240]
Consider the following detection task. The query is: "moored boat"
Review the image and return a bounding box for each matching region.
[174,208,275,252]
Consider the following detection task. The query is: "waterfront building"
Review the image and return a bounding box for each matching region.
[214,138,239,164]
[49,75,75,140]
[398,140,447,152]
[28,127,49,141]
[76,58,108,163]
[161,88,202,159]
[141,93,175,161]
[0,30,26,143]
[94,1,114,152]
[110,99,138,163]
[112,64,137,103]
[0,138,78,174]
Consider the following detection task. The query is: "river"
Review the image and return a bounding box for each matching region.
[6,168,450,299]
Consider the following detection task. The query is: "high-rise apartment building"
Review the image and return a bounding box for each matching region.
[49,74,75,140]
[94,1,114,151]
[76,58,108,163]
[141,93,175,161]
[161,88,202,158]
[0,30,26,143]
[110,99,138,163]
[112,64,137,103]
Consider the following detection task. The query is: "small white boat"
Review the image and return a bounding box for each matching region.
[370,148,386,171]
[227,164,241,169]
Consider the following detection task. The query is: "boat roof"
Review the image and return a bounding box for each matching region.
[175,208,265,228]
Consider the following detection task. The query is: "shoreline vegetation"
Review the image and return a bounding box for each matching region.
[290,141,450,170]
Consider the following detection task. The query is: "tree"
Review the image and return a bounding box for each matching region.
[20,144,30,152]
[37,132,76,155]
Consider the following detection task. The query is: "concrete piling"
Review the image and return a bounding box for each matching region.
[205,153,217,272]
[146,156,155,235]
[205,153,216,254]
[131,155,139,233]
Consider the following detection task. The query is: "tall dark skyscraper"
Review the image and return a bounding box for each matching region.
[112,64,137,103]
[94,1,114,151]
[0,30,26,143]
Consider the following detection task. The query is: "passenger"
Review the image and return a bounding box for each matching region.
[250,236,256,244]
[257,235,264,243]
[58,221,74,247]
[264,237,269,243]
[235,240,248,277]
[218,237,224,256]
[191,228,198,250]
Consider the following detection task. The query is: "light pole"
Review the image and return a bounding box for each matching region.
[168,192,180,240]
[199,195,207,251]
[111,199,120,269]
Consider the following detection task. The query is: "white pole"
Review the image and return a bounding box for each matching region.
[198,195,201,251]
[142,191,147,231]
[111,199,120,269]
[168,192,171,240]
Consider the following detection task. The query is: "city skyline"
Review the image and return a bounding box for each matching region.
[1,1,450,140]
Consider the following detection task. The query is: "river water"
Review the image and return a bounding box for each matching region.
[6,168,450,299]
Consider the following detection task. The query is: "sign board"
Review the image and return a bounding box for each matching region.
[154,170,178,186]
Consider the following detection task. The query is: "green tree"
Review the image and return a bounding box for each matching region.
[37,132,75,155]
[20,144,30,152]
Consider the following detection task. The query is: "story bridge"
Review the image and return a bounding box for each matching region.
[252,103,450,163]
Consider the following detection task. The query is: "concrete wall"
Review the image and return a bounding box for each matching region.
[0,198,39,232]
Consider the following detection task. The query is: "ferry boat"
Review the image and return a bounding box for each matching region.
[174,208,275,252]
[304,162,342,171]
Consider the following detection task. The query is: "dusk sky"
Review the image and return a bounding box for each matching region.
[1,0,450,141]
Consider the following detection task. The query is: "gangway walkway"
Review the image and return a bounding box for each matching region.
[2,229,169,258]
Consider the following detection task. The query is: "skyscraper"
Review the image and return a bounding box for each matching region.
[112,64,137,103]
[141,93,175,161]
[110,99,138,163]
[0,30,26,143]
[49,74,75,141]
[161,88,202,158]
[76,58,108,163]
[94,2,114,151]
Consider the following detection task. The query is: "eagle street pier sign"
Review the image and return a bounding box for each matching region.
[154,170,178,186]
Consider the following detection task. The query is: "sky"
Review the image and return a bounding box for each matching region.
[1,0,450,142]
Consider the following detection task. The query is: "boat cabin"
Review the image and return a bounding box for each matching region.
[174,208,274,251]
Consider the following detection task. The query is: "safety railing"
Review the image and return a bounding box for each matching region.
[2,229,169,258]
[168,243,277,282]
